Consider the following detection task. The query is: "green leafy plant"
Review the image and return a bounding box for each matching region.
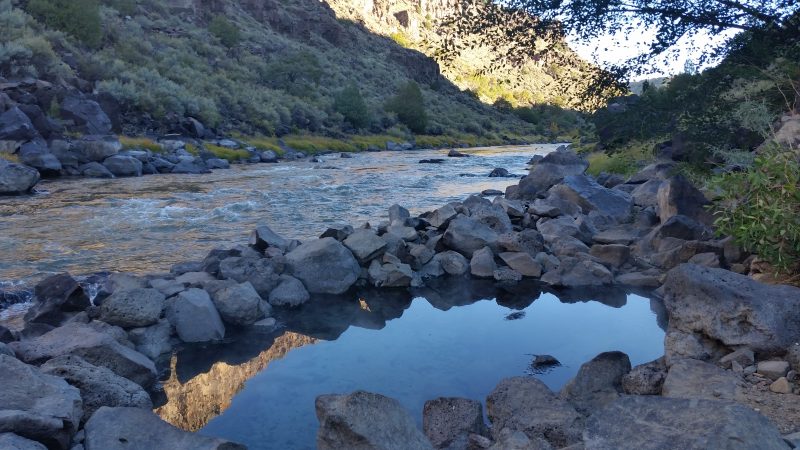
[333,83,369,129]
[386,81,427,134]
[208,15,240,48]
[710,148,800,272]
[26,0,103,48]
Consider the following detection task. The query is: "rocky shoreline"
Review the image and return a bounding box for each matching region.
[1,147,799,449]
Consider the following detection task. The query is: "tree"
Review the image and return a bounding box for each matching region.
[27,0,103,48]
[386,81,428,134]
[334,83,369,129]
[441,0,799,90]
[208,15,241,48]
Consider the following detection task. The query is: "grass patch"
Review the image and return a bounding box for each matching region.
[586,140,656,177]
[119,136,163,153]
[0,153,20,163]
[204,144,251,162]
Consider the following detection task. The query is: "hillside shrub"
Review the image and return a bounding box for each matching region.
[334,83,369,129]
[26,0,103,48]
[386,81,427,134]
[208,15,240,48]
[711,148,800,272]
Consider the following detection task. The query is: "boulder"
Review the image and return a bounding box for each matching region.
[583,396,789,450]
[24,273,90,326]
[0,355,82,450]
[435,251,470,276]
[662,358,743,401]
[663,264,800,360]
[0,342,14,357]
[73,136,121,162]
[560,351,631,415]
[316,391,433,450]
[468,202,513,234]
[99,288,164,328]
[206,281,265,326]
[127,319,172,360]
[285,238,360,294]
[589,244,630,268]
[343,229,388,264]
[515,149,588,200]
[320,224,354,241]
[0,107,38,141]
[148,278,185,297]
[554,175,633,222]
[84,407,245,450]
[102,155,142,177]
[10,322,157,387]
[423,397,488,449]
[171,157,210,174]
[249,223,289,252]
[496,230,545,257]
[0,433,47,450]
[428,204,458,229]
[627,162,676,184]
[205,158,229,169]
[448,149,469,157]
[166,288,225,342]
[487,428,553,450]
[260,150,278,163]
[368,259,414,288]
[218,257,280,298]
[498,252,542,277]
[388,204,410,224]
[540,257,613,287]
[442,217,499,257]
[19,143,61,176]
[60,96,112,135]
[538,217,593,245]
[621,358,666,395]
[486,377,582,448]
[615,271,661,288]
[757,361,791,381]
[494,267,522,282]
[470,246,497,278]
[630,179,663,207]
[489,167,512,178]
[268,275,310,307]
[0,160,39,194]
[40,355,152,421]
[79,162,114,178]
[657,176,712,225]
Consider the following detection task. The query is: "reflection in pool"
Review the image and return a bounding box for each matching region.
[156,280,666,450]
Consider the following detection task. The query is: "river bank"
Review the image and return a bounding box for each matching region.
[1,146,799,449]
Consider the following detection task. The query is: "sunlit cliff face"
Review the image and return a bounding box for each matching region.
[156,332,318,431]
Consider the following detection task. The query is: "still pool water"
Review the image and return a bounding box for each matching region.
[157,281,666,450]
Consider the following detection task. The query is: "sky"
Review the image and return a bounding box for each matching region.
[568,24,740,80]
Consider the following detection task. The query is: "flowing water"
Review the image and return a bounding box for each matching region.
[0,144,667,448]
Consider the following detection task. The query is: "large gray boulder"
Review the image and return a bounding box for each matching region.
[583,396,790,450]
[60,96,112,135]
[84,407,245,450]
[99,288,164,328]
[515,149,588,200]
[621,358,666,395]
[657,176,712,225]
[470,246,496,278]
[316,391,433,450]
[79,162,114,178]
[540,257,613,287]
[553,175,633,222]
[10,322,157,388]
[166,288,225,342]
[560,351,631,415]
[0,107,37,141]
[249,223,289,252]
[206,281,265,326]
[285,238,360,294]
[663,264,800,361]
[344,229,388,264]
[24,273,90,326]
[268,275,310,307]
[423,397,488,450]
[0,160,39,195]
[0,433,47,450]
[0,355,82,449]
[661,358,744,401]
[41,355,152,421]
[19,143,62,176]
[218,257,280,298]
[73,136,121,162]
[486,377,582,448]
[103,155,142,177]
[127,319,172,360]
[442,217,499,257]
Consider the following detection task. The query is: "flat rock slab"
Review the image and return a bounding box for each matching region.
[84,407,245,450]
[316,391,433,450]
[0,355,82,450]
[662,358,744,401]
[584,396,790,450]
[10,322,157,388]
[0,433,47,450]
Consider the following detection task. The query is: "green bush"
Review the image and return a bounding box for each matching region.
[334,83,369,129]
[711,148,800,273]
[386,81,427,134]
[208,15,240,48]
[27,0,103,48]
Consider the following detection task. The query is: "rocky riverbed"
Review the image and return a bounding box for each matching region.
[1,146,799,449]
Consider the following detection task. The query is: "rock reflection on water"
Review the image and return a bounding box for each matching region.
[155,279,667,450]
[156,332,318,431]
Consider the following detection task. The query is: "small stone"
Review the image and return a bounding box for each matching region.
[757,360,790,380]
[743,365,757,375]
[787,370,797,381]
[769,377,791,394]
[719,348,754,369]
[731,360,744,374]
